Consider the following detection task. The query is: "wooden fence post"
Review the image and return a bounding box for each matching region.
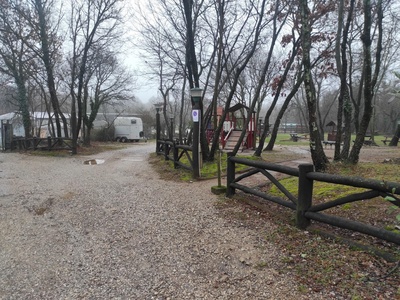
[226,152,236,197]
[164,140,169,161]
[155,107,161,154]
[296,163,314,229]
[173,141,179,169]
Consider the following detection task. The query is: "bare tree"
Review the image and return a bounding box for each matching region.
[0,0,32,136]
[23,0,69,137]
[299,0,329,171]
[68,0,124,153]
[82,49,134,145]
[136,0,275,159]
[257,24,302,155]
[333,0,355,160]
[348,0,383,163]
[196,0,282,158]
[226,0,287,156]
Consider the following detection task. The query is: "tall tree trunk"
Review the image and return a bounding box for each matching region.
[35,0,68,138]
[265,75,304,151]
[299,0,328,171]
[178,79,188,143]
[336,0,355,160]
[235,0,286,155]
[15,77,32,138]
[207,0,224,161]
[255,31,300,155]
[230,0,268,155]
[348,0,383,163]
[389,124,400,146]
[182,0,209,159]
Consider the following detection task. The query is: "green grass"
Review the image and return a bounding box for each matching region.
[168,151,262,180]
[267,133,310,146]
[200,152,261,179]
[261,133,394,147]
[268,176,368,201]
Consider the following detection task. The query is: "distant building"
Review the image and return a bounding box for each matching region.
[0,111,70,139]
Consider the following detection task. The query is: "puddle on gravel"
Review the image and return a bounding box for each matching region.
[83,159,105,165]
[121,157,143,162]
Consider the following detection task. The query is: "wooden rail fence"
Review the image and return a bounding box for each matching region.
[10,137,73,151]
[156,139,194,172]
[226,155,400,246]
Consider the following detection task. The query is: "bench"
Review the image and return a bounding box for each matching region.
[290,133,299,142]
[323,141,336,149]
[363,135,374,146]
[352,136,375,146]
[363,140,373,146]
[382,136,390,145]
[290,133,309,142]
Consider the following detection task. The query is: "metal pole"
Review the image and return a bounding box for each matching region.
[192,105,200,178]
[191,88,203,178]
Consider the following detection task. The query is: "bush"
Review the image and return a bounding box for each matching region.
[92,125,115,142]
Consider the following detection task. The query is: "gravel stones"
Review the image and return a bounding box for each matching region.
[0,144,327,299]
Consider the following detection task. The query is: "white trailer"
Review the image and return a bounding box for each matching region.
[114,116,146,142]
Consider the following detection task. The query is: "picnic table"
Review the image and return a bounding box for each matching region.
[323,140,336,148]
[351,135,376,146]
[382,136,391,145]
[290,133,299,142]
[363,135,373,146]
[290,133,309,142]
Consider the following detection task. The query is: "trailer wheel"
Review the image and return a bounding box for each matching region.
[115,137,121,142]
[120,137,127,143]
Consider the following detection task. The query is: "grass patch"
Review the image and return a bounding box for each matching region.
[272,133,310,146]
[151,151,262,181]
[201,152,262,179]
[262,133,394,147]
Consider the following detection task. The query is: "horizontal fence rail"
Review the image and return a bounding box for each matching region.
[156,139,194,172]
[226,155,400,246]
[11,137,73,151]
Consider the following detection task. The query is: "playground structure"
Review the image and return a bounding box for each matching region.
[206,103,256,151]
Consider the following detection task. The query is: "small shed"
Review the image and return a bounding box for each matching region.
[0,112,25,136]
[326,121,337,141]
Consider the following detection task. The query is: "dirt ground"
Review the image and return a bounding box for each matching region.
[327,145,399,163]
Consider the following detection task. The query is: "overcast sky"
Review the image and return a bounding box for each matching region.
[122,0,159,103]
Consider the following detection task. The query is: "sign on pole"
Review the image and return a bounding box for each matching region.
[192,109,199,122]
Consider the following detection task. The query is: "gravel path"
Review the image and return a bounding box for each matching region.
[0,143,327,299]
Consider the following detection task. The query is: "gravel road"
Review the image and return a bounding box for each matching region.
[0,143,327,299]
